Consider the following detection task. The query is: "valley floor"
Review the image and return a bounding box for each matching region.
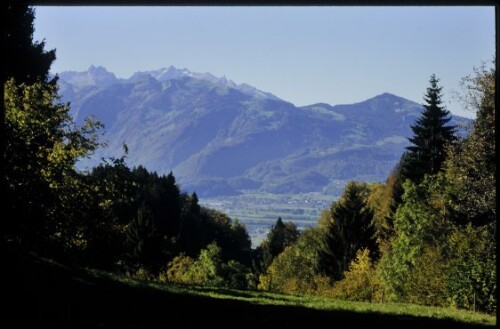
[200,192,333,246]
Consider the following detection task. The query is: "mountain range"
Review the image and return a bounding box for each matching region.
[58,66,470,197]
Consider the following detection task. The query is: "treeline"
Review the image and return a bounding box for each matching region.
[255,68,496,314]
[3,4,495,316]
[4,75,254,276]
[3,4,255,287]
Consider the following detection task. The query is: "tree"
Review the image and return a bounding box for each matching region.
[4,79,102,254]
[134,170,182,238]
[125,205,166,275]
[2,3,56,84]
[201,208,252,265]
[318,181,378,281]
[329,248,383,302]
[164,242,251,289]
[445,61,495,226]
[1,3,57,227]
[446,223,496,313]
[365,182,395,253]
[258,228,327,295]
[183,242,224,287]
[255,217,299,272]
[267,217,299,258]
[379,175,452,303]
[441,61,495,313]
[177,192,203,257]
[400,74,456,184]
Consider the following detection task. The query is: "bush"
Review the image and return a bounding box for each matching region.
[161,254,194,284]
[258,228,324,295]
[162,243,251,289]
[446,223,496,313]
[220,260,251,290]
[403,246,448,307]
[184,242,224,287]
[129,267,154,281]
[329,249,383,302]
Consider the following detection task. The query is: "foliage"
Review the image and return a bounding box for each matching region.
[440,62,495,313]
[329,249,383,302]
[2,4,56,84]
[268,217,300,258]
[183,242,224,287]
[198,208,252,266]
[318,181,378,281]
[4,79,102,255]
[378,176,450,302]
[446,223,496,313]
[316,209,332,232]
[445,61,495,226]
[365,182,394,253]
[162,254,194,284]
[255,217,300,273]
[403,245,449,307]
[88,164,253,270]
[164,242,251,289]
[400,74,456,184]
[220,259,253,290]
[4,7,496,315]
[258,228,329,295]
[125,205,167,275]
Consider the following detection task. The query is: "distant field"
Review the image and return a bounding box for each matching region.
[201,192,335,246]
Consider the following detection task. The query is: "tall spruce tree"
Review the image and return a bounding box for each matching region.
[400,75,456,184]
[318,182,377,281]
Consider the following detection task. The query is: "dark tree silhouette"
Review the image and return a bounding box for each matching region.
[1,3,57,239]
[255,217,299,272]
[2,3,56,84]
[125,205,165,274]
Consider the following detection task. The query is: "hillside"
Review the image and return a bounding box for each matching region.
[6,253,495,328]
[58,66,470,197]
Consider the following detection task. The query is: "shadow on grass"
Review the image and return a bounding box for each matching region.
[5,253,492,328]
[184,285,294,302]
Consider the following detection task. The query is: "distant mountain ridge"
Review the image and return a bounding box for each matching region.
[59,65,281,101]
[57,66,470,197]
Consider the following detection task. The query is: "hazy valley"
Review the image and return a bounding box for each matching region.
[58,65,470,242]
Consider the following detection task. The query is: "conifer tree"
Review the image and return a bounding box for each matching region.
[177,192,203,257]
[125,205,165,274]
[2,3,56,84]
[267,217,299,258]
[400,75,456,184]
[256,217,299,272]
[318,182,377,281]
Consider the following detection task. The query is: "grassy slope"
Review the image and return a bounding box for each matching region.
[6,253,495,328]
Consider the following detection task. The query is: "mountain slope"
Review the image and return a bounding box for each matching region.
[59,66,470,197]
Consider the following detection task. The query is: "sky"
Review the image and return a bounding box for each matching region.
[34,6,495,119]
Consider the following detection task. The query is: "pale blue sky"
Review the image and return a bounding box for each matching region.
[34,6,495,118]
